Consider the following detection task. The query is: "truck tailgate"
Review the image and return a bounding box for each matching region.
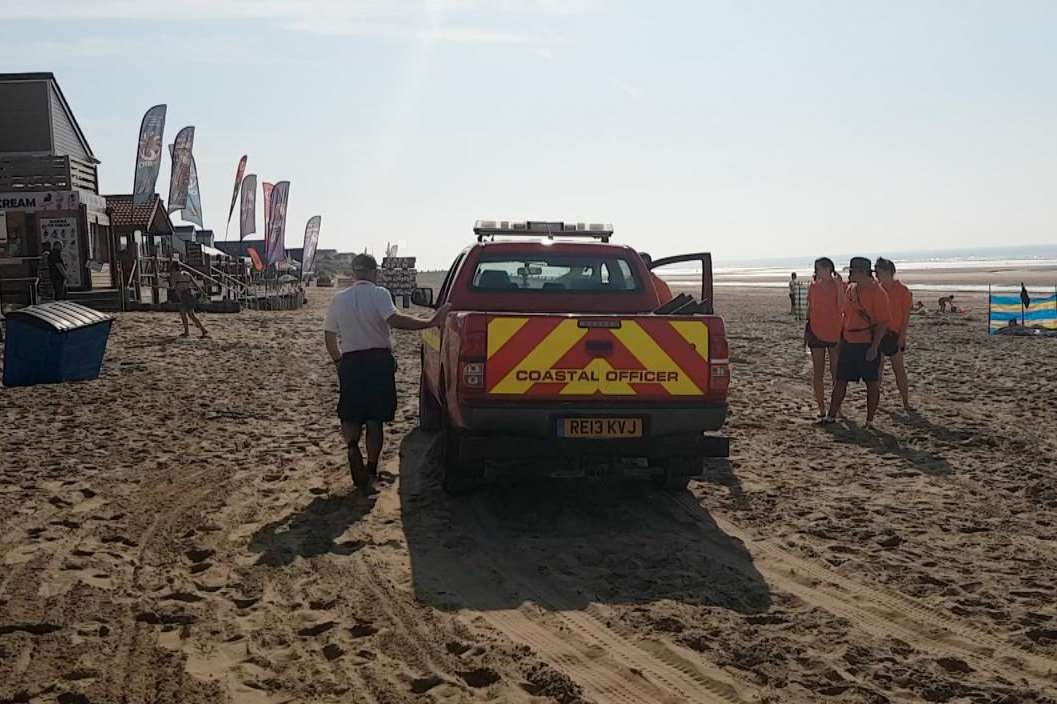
[482,314,725,401]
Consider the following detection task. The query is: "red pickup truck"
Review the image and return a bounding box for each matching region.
[411,221,730,492]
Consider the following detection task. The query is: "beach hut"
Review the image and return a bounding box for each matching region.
[2,301,112,386]
[1,73,111,307]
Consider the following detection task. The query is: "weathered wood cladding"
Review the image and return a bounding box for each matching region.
[0,155,98,193]
[48,83,90,160]
[0,81,52,154]
[0,73,95,162]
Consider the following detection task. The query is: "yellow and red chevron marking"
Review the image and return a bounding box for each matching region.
[485,316,710,398]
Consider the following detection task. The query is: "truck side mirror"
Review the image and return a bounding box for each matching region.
[411,287,434,307]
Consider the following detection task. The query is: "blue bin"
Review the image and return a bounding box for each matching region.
[2,302,113,387]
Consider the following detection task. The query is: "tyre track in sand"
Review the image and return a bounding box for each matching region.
[403,437,754,704]
[667,491,1057,695]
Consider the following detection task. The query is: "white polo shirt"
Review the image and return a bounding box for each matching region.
[324,281,399,353]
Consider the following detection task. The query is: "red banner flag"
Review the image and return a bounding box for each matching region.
[247,247,265,272]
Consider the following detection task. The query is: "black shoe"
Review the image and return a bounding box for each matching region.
[350,461,370,490]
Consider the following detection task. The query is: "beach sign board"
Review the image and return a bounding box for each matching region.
[39,216,83,288]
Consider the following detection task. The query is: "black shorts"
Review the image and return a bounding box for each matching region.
[337,348,397,424]
[175,289,196,313]
[880,331,904,357]
[837,341,881,383]
[805,322,838,349]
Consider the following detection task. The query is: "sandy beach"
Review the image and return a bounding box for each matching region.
[2,285,1056,703]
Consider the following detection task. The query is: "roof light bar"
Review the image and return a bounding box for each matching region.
[473,219,614,243]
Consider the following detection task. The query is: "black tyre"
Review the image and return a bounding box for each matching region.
[656,455,700,491]
[418,374,442,431]
[441,417,484,494]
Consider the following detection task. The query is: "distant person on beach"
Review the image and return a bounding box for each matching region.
[324,254,448,494]
[875,258,913,410]
[823,257,890,426]
[804,257,843,419]
[169,262,209,339]
[789,272,798,314]
[639,253,674,305]
[47,242,68,300]
[938,294,954,313]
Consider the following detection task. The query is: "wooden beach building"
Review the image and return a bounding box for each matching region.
[0,72,111,311]
[104,194,176,307]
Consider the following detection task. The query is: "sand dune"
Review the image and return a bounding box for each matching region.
[1,287,1055,703]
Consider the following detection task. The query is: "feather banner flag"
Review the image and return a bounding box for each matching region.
[225,155,248,237]
[133,104,166,206]
[302,216,321,278]
[167,126,195,212]
[239,174,257,239]
[265,181,290,266]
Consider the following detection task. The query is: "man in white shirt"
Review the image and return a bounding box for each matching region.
[324,254,447,493]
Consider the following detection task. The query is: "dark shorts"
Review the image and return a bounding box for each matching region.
[880,331,904,357]
[51,276,67,300]
[175,289,196,313]
[337,348,397,424]
[837,341,881,383]
[805,322,838,349]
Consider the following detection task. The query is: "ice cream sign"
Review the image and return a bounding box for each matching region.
[0,191,81,211]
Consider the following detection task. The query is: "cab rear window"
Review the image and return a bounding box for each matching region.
[471,254,641,293]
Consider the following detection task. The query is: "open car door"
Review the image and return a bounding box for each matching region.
[649,252,714,315]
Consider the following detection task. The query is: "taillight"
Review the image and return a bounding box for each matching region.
[708,318,730,396]
[462,362,484,389]
[459,315,487,394]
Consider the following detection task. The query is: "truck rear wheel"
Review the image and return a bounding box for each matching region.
[441,418,484,494]
[656,456,699,491]
[418,375,442,431]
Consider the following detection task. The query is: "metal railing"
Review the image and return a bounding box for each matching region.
[209,265,252,300]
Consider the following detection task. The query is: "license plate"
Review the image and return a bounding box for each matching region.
[560,417,643,438]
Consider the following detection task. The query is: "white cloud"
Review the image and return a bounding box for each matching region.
[9,0,598,48]
[25,36,119,58]
[612,78,642,99]
[8,0,603,21]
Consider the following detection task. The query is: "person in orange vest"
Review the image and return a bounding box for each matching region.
[874,258,913,411]
[639,252,674,305]
[824,257,890,426]
[804,257,843,419]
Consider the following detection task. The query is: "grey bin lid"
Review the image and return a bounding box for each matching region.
[6,301,113,332]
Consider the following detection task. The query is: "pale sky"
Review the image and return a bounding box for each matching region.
[2,0,1054,269]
